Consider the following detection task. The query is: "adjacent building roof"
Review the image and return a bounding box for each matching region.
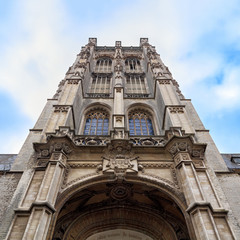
[221,154,240,172]
[0,154,17,171]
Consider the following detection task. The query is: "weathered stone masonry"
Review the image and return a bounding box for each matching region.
[0,38,239,240]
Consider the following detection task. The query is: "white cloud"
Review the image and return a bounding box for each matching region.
[2,0,240,119]
[91,0,240,113]
[0,0,78,121]
[213,67,240,109]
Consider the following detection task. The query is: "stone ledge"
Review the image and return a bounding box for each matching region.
[15,201,56,214]
[186,201,228,215]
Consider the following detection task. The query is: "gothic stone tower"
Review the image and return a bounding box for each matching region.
[0,38,239,240]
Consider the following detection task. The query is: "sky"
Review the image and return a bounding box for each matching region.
[0,0,240,154]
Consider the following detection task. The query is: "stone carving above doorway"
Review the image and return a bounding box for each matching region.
[102,140,138,177]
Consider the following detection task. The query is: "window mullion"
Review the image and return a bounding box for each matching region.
[139,76,143,94]
[89,117,93,135]
[95,117,98,135]
[100,76,103,93]
[139,116,142,135]
[101,117,104,134]
[94,76,97,93]
[145,117,149,135]
[133,118,136,135]
[104,77,107,93]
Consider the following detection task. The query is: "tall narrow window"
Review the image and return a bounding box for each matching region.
[125,59,141,72]
[90,76,111,93]
[129,111,154,136]
[84,111,109,135]
[95,58,112,72]
[126,75,147,94]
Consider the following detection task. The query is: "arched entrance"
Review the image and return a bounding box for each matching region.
[86,229,153,240]
[50,176,191,240]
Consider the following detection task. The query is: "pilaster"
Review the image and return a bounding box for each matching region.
[169,141,236,240]
[6,152,67,240]
[112,41,126,139]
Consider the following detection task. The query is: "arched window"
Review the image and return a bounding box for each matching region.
[129,110,154,136]
[84,110,109,135]
[95,58,112,72]
[125,59,141,72]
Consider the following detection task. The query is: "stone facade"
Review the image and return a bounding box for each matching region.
[0,38,239,240]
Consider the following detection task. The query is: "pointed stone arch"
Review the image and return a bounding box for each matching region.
[78,103,112,135]
[126,103,159,135]
[48,174,193,240]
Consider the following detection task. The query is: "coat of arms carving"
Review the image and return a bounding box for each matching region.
[102,140,138,176]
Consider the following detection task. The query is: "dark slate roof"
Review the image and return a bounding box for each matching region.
[221,154,240,171]
[0,154,17,171]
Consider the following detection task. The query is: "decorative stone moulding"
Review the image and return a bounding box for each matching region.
[52,79,66,99]
[107,182,133,201]
[125,93,150,98]
[140,38,149,46]
[111,129,128,140]
[157,79,171,84]
[50,126,75,139]
[165,127,185,139]
[141,172,179,189]
[115,87,122,93]
[37,158,49,167]
[53,105,71,113]
[36,142,72,159]
[115,41,122,47]
[115,48,123,60]
[130,137,167,146]
[34,127,205,175]
[94,53,115,59]
[114,63,123,74]
[74,137,110,146]
[171,79,185,99]
[102,156,138,175]
[150,60,164,69]
[167,137,206,160]
[168,106,184,114]
[68,163,100,168]
[36,145,69,167]
[86,93,111,98]
[67,79,80,84]
[62,172,99,189]
[116,116,122,122]
[78,45,91,60]
[146,46,158,60]
[102,139,139,178]
[74,60,87,69]
[42,152,68,167]
[88,37,97,45]
[192,159,206,168]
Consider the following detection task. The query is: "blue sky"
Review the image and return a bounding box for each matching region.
[0,0,240,153]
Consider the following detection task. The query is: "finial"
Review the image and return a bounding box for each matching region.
[115,41,122,47]
[88,38,97,46]
[140,38,149,46]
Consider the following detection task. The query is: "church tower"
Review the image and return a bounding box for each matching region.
[0,38,239,239]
